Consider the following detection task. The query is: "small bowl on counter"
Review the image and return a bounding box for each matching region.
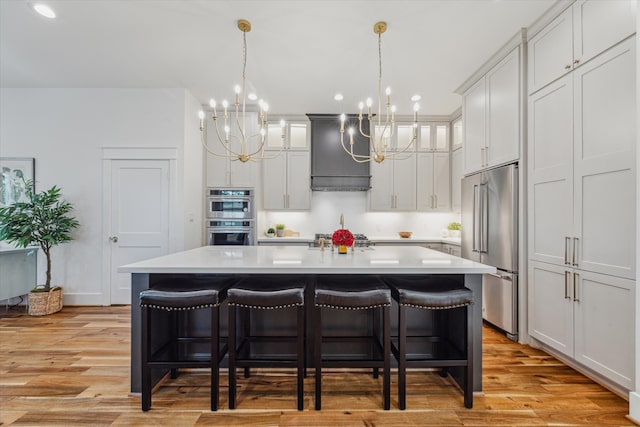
[398,231,412,239]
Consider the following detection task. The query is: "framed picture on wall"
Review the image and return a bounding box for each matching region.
[0,157,35,208]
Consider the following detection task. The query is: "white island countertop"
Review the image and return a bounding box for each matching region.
[119,245,494,275]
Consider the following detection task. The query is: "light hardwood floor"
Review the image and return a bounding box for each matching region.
[0,306,633,426]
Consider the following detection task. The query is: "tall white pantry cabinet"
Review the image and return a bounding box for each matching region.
[527,0,636,391]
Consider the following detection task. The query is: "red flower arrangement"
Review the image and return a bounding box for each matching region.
[332,229,354,247]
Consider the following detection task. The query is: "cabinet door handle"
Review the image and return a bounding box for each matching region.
[573,237,579,267]
[283,194,287,208]
[573,59,580,65]
[564,64,572,70]
[564,236,571,265]
[480,147,485,166]
[564,271,570,299]
[573,272,579,302]
[430,195,434,208]
[434,194,438,208]
[484,146,488,166]
[109,236,119,243]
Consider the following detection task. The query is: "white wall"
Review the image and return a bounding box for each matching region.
[0,88,195,305]
[259,191,459,237]
[183,92,206,249]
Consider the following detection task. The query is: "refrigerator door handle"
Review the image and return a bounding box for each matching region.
[479,182,488,253]
[472,184,479,252]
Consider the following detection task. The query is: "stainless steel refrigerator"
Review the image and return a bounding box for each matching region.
[461,163,518,341]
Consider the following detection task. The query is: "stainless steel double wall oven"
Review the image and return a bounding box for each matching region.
[206,188,255,246]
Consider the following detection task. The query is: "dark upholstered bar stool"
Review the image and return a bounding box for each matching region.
[140,277,234,412]
[314,276,391,410]
[383,276,474,410]
[227,277,306,411]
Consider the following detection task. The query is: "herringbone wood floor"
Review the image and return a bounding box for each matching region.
[0,306,634,426]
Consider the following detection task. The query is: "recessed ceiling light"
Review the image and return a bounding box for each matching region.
[411,94,422,102]
[334,93,344,101]
[247,93,257,101]
[33,3,56,19]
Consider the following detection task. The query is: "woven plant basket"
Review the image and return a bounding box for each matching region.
[28,287,63,316]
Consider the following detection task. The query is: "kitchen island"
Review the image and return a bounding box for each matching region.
[120,245,495,394]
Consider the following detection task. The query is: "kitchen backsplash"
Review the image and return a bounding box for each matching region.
[258,191,460,236]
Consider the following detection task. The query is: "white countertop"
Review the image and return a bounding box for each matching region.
[119,245,493,275]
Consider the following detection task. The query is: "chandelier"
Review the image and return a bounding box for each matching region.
[198,19,283,163]
[340,21,419,164]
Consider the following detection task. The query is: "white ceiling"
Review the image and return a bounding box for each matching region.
[1,0,555,116]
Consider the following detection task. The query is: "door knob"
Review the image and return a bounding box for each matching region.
[109,236,119,243]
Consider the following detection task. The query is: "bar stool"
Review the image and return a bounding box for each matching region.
[227,277,306,411]
[314,275,391,410]
[140,277,234,411]
[383,276,474,409]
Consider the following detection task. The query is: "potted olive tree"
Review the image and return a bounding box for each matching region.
[0,179,79,315]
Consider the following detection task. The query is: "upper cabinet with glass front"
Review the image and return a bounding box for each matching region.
[372,123,416,154]
[452,117,463,151]
[417,123,449,152]
[266,121,309,151]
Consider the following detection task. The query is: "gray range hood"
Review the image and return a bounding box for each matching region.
[307,114,371,191]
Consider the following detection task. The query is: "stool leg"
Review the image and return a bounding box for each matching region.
[372,308,380,379]
[228,304,237,409]
[398,304,407,410]
[314,305,322,410]
[211,305,219,411]
[141,306,151,411]
[297,305,304,411]
[169,311,179,379]
[464,304,474,409]
[383,305,390,411]
[243,307,251,379]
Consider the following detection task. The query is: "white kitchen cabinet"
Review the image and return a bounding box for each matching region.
[451,148,462,212]
[451,117,463,151]
[528,75,573,267]
[369,156,417,211]
[262,121,310,210]
[528,261,635,390]
[425,242,443,252]
[206,112,259,188]
[528,37,636,392]
[528,0,636,95]
[418,123,449,152]
[417,152,449,212]
[263,151,310,210]
[462,78,485,175]
[528,38,636,280]
[442,243,461,257]
[529,261,575,357]
[463,47,520,175]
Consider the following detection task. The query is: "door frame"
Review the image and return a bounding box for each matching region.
[101,147,178,306]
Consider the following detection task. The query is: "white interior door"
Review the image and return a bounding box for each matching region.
[109,159,171,304]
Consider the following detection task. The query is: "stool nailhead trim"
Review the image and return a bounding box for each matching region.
[140,303,219,311]
[229,302,304,310]
[315,303,391,310]
[399,301,473,310]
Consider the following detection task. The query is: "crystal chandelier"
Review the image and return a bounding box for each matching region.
[340,21,419,164]
[198,19,283,163]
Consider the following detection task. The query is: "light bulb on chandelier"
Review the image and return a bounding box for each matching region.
[198,19,284,163]
[339,21,419,164]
